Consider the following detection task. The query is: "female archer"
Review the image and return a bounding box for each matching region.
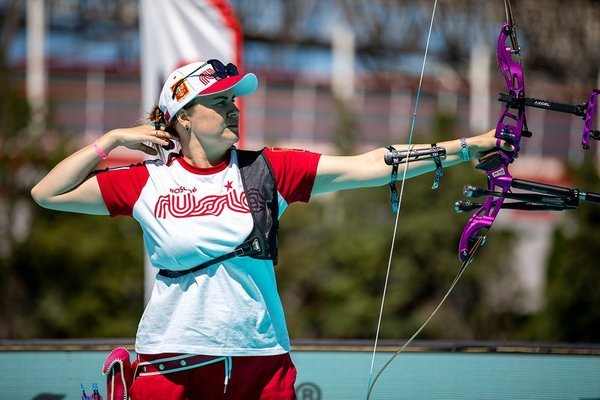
[31,59,506,399]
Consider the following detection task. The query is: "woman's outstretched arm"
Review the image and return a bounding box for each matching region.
[312,129,507,195]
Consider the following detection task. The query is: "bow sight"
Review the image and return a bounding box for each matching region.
[496,90,600,149]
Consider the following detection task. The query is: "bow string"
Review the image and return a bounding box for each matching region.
[366,1,439,397]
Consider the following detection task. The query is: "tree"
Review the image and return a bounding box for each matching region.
[0,44,144,339]
[276,111,519,342]
[524,159,600,343]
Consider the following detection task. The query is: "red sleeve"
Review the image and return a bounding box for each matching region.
[95,163,150,216]
[263,147,321,204]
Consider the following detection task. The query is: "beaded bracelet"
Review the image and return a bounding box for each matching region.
[460,137,470,162]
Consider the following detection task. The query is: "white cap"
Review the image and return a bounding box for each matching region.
[158,60,258,122]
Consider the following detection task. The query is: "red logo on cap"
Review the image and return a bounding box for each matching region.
[171,80,190,102]
[198,68,218,86]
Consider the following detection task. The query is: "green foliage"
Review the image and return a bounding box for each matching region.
[277,113,519,342]
[277,109,600,344]
[0,58,144,339]
[2,60,597,344]
[7,210,144,338]
[332,96,361,155]
[524,159,600,343]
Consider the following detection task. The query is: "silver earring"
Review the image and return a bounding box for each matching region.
[185,126,190,132]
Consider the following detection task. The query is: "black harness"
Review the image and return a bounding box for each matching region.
[158,149,279,278]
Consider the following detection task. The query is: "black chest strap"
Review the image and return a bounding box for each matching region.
[158,237,262,278]
[236,148,279,264]
[157,148,279,279]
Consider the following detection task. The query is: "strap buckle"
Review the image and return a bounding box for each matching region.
[234,237,261,257]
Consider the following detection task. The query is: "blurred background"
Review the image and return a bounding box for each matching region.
[1,0,599,347]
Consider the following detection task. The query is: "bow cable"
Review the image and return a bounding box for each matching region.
[365,1,439,397]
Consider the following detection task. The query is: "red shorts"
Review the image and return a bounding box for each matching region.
[130,352,297,400]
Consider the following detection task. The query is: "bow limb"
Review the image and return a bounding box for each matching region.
[457,8,525,263]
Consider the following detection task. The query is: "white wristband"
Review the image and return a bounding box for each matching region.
[460,137,470,162]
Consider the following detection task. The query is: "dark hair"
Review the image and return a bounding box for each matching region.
[148,105,180,160]
[148,105,179,137]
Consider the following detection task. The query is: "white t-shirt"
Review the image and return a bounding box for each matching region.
[96,148,321,355]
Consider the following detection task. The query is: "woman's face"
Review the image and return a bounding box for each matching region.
[186,90,240,145]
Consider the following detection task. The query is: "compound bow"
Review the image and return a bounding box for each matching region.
[455,0,600,264]
[367,1,600,397]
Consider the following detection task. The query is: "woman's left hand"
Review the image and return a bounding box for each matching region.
[468,129,514,160]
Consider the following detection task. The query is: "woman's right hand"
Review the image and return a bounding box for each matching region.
[106,125,174,156]
[31,124,174,214]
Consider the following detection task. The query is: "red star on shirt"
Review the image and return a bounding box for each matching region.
[224,181,233,191]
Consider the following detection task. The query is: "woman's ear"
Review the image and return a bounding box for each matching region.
[177,109,192,132]
[176,110,192,132]
[176,109,190,124]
